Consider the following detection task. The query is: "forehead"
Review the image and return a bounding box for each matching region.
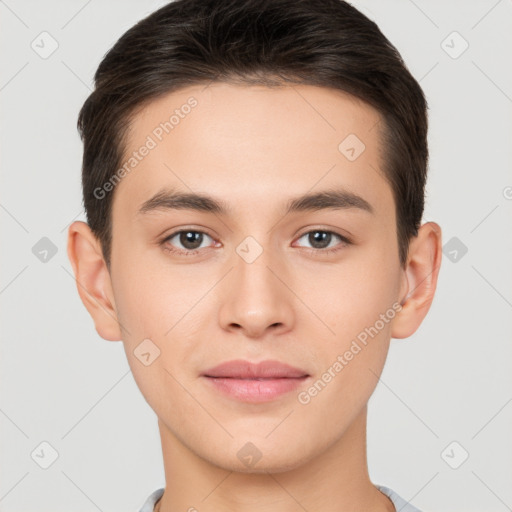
[112,82,394,223]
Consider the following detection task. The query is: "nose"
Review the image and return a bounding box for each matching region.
[218,244,295,338]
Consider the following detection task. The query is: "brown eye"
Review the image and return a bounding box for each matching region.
[295,230,350,252]
[163,230,214,254]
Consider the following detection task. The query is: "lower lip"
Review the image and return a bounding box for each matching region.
[202,376,309,403]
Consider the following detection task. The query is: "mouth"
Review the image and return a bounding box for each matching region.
[201,359,310,403]
[201,359,309,379]
[202,375,310,403]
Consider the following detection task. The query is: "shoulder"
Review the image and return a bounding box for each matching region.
[376,484,423,512]
[138,488,164,512]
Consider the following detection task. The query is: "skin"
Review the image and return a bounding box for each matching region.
[67,82,442,512]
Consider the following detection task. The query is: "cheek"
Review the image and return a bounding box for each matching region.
[111,267,193,416]
[110,251,179,338]
[301,245,400,401]
[309,248,401,341]
[110,255,206,383]
[297,294,395,431]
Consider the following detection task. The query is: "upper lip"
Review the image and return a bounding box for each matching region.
[201,359,309,379]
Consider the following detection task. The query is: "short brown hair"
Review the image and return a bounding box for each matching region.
[77,0,429,269]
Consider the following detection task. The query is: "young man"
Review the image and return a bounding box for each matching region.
[67,1,442,510]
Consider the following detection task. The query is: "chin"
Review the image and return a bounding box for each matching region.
[204,439,314,475]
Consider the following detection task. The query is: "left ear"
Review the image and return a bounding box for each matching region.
[391,221,443,339]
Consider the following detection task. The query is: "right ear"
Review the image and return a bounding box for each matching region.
[66,221,122,341]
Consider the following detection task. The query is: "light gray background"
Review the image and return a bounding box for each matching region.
[1,1,511,511]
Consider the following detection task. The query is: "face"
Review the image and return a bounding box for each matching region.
[108,82,407,472]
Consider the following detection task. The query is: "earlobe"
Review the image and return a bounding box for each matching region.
[66,221,122,341]
[391,221,443,339]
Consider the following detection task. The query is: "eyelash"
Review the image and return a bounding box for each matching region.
[160,228,352,257]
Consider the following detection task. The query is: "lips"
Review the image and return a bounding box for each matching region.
[201,359,310,403]
[201,359,309,379]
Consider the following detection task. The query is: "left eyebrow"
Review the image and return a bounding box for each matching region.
[137,186,374,216]
[284,188,374,216]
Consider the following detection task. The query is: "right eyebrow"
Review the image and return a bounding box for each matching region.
[137,188,231,216]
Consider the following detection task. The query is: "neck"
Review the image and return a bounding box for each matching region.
[155,406,395,512]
